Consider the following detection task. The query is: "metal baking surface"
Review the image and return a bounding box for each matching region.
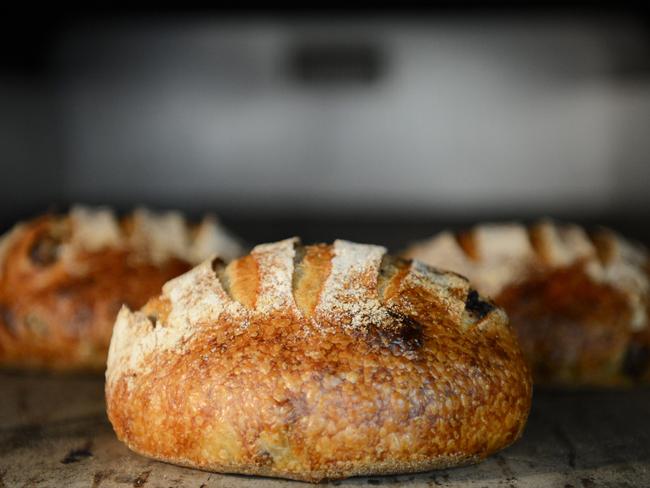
[0,373,648,488]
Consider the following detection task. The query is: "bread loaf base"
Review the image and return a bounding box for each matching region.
[106,239,532,482]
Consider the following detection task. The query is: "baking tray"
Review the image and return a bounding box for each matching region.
[2,216,649,487]
[1,372,648,488]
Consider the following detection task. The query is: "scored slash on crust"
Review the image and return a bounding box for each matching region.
[405,220,649,331]
[0,206,245,372]
[106,238,504,390]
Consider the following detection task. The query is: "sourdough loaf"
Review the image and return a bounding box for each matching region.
[0,206,242,371]
[106,238,531,482]
[404,221,650,386]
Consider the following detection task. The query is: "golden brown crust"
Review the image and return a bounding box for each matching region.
[404,220,650,387]
[0,206,243,372]
[106,239,532,482]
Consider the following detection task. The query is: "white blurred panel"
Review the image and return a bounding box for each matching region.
[57,19,650,213]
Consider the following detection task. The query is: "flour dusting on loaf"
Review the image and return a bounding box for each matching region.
[406,220,649,332]
[190,216,242,264]
[315,240,391,333]
[108,258,248,386]
[0,206,244,372]
[164,259,245,330]
[589,228,649,331]
[532,221,595,266]
[0,205,243,273]
[252,238,301,316]
[107,238,506,390]
[69,206,123,252]
[127,207,241,265]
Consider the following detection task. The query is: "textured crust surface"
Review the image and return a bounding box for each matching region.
[404,221,650,387]
[106,238,532,482]
[0,206,242,371]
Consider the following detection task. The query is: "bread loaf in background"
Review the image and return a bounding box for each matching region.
[106,238,531,482]
[0,206,243,371]
[404,221,650,387]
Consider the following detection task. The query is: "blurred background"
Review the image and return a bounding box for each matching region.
[1,4,649,249]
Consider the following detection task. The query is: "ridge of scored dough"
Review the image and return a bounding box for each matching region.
[314,240,392,333]
[108,239,496,389]
[405,260,471,325]
[107,259,248,387]
[407,221,649,331]
[163,258,247,330]
[0,205,243,275]
[69,205,123,253]
[252,237,301,316]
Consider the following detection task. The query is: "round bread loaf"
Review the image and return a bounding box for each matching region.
[106,238,531,482]
[404,221,650,387]
[0,206,242,371]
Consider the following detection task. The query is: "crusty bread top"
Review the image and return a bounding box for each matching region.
[107,238,507,390]
[0,206,242,281]
[405,220,649,331]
